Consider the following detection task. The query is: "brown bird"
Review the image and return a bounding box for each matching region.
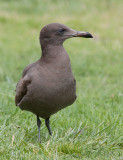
[15,23,93,142]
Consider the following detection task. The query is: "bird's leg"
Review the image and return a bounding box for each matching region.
[37,115,41,143]
[45,118,52,136]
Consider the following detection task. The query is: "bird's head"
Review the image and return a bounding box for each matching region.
[40,23,93,48]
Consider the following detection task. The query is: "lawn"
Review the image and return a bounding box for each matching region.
[0,0,123,159]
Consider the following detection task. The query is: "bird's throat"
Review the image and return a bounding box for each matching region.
[41,44,66,59]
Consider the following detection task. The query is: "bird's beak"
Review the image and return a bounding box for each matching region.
[73,31,93,38]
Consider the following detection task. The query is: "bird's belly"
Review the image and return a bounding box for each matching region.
[19,76,76,118]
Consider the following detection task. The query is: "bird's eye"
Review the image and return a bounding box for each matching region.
[58,28,65,33]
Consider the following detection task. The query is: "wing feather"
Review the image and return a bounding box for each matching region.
[15,78,31,106]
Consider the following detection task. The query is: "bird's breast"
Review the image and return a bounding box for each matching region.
[28,66,76,107]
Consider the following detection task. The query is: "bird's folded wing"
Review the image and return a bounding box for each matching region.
[15,78,31,106]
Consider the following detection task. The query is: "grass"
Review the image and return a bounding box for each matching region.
[0,0,123,159]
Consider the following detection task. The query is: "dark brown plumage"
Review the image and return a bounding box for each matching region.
[15,23,93,142]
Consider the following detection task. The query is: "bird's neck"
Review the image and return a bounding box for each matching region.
[39,43,72,73]
[41,44,66,58]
